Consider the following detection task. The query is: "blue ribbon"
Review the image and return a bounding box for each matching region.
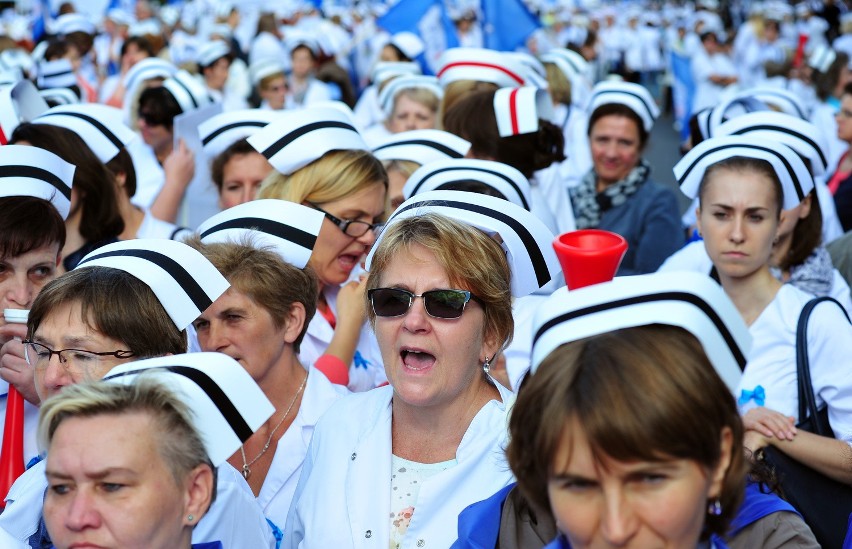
[353,350,370,370]
[738,385,766,407]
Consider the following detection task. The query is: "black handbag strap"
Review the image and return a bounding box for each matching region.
[796,296,850,435]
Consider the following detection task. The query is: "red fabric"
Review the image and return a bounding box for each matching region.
[828,152,850,195]
[314,354,349,385]
[317,302,336,329]
[437,62,525,85]
[508,88,520,135]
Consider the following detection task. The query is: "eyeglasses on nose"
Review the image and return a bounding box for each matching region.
[367,288,482,319]
[308,202,382,237]
[23,340,135,369]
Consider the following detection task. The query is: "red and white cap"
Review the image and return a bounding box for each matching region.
[493,86,554,137]
[437,48,527,88]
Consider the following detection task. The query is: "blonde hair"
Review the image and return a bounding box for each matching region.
[392,87,440,115]
[439,80,499,129]
[382,159,420,178]
[258,149,388,205]
[544,62,572,106]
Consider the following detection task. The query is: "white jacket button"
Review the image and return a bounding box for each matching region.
[351,452,357,460]
[417,540,425,547]
[365,530,372,538]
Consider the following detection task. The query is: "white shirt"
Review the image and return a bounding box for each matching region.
[136,208,193,241]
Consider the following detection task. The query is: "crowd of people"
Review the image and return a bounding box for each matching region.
[0,0,852,548]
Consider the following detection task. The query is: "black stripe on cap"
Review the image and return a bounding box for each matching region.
[754,91,806,119]
[532,291,748,370]
[199,217,318,251]
[373,139,464,160]
[591,88,655,121]
[677,142,805,203]
[260,120,358,160]
[42,68,73,78]
[202,121,268,146]
[40,111,124,151]
[409,166,531,210]
[730,124,828,171]
[104,365,253,442]
[168,76,200,110]
[393,198,550,287]
[0,165,72,200]
[77,249,212,313]
[552,52,580,74]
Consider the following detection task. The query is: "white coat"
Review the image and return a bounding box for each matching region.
[284,382,515,549]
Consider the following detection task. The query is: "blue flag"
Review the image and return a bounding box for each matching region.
[376,0,459,74]
[481,0,541,51]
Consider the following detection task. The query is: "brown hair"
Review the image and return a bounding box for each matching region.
[544,62,572,106]
[780,190,823,272]
[440,80,498,124]
[815,51,850,101]
[365,213,513,350]
[210,139,260,192]
[588,103,650,149]
[698,156,784,217]
[507,325,746,540]
[0,196,66,259]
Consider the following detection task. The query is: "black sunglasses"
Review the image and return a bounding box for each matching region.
[368,288,482,319]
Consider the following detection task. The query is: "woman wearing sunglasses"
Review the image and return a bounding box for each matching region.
[251,109,387,392]
[284,190,561,549]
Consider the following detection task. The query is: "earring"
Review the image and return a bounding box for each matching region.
[187,514,194,522]
[482,356,491,374]
[707,499,722,516]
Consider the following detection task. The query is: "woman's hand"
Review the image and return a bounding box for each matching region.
[152,139,195,223]
[743,406,797,441]
[743,429,769,455]
[335,277,368,329]
[0,324,40,405]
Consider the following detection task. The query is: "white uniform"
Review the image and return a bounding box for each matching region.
[136,208,193,241]
[738,284,852,442]
[0,460,276,548]
[127,137,165,211]
[810,101,847,172]
[504,293,549,391]
[284,383,515,549]
[259,368,348,529]
[549,103,592,189]
[691,47,738,112]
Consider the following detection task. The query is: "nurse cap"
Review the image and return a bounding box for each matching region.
[123,58,177,98]
[198,109,283,160]
[372,129,470,165]
[674,135,814,210]
[52,13,96,36]
[506,52,549,89]
[738,87,808,121]
[0,145,74,219]
[493,86,554,137]
[540,49,590,80]
[36,59,76,90]
[32,104,136,163]
[162,70,213,113]
[402,158,532,211]
[371,62,421,85]
[588,81,660,132]
[389,32,425,59]
[196,40,232,68]
[247,107,367,176]
[366,190,561,297]
[249,58,286,86]
[0,80,48,143]
[530,272,750,394]
[378,75,442,116]
[285,30,321,57]
[76,239,230,331]
[197,200,324,269]
[38,88,79,106]
[809,44,836,73]
[103,353,274,467]
[437,48,528,88]
[715,111,829,176]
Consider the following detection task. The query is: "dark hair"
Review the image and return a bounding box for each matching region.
[698,156,784,216]
[588,103,650,149]
[688,108,710,148]
[435,179,509,200]
[384,43,411,62]
[106,147,138,198]
[815,51,850,101]
[28,267,187,357]
[443,89,566,178]
[291,43,317,61]
[138,85,183,129]
[0,196,66,259]
[255,12,278,35]
[842,80,852,99]
[210,139,256,191]
[121,35,155,58]
[10,124,124,243]
[781,190,823,272]
[43,39,71,61]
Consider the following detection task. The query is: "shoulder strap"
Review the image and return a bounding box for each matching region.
[796,296,850,432]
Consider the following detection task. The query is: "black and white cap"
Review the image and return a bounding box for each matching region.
[506,52,549,89]
[103,353,274,467]
[52,13,95,36]
[247,107,367,176]
[197,199,324,269]
[715,111,829,176]
[372,129,470,165]
[122,58,177,99]
[371,62,421,86]
[529,272,751,394]
[249,58,286,86]
[0,145,74,219]
[38,88,79,106]
[402,158,532,210]
[588,81,660,132]
[493,86,554,137]
[437,48,528,88]
[37,59,76,90]
[76,239,230,331]
[198,109,283,160]
[705,94,769,137]
[367,190,561,297]
[539,48,589,80]
[736,87,808,121]
[0,79,48,141]
[32,104,136,163]
[674,135,814,210]
[285,30,321,56]
[196,40,231,68]
[162,70,213,113]
[377,75,442,116]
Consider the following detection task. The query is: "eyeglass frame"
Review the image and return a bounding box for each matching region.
[367,287,484,319]
[22,340,136,368]
[307,202,382,238]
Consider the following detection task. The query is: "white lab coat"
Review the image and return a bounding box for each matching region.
[284,382,515,549]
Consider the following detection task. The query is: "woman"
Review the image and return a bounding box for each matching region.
[250,59,288,111]
[284,189,561,548]
[568,81,683,274]
[675,136,852,512]
[828,81,852,231]
[39,379,216,549]
[362,76,442,146]
[251,108,387,391]
[810,51,852,169]
[285,36,332,108]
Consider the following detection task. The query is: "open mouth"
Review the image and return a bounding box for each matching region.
[400,349,436,371]
[338,253,360,269]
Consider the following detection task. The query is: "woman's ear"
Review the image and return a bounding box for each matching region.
[183,463,215,526]
[707,426,734,499]
[282,301,307,345]
[798,193,813,220]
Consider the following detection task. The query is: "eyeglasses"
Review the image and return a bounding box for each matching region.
[23,340,135,369]
[367,288,482,319]
[308,202,382,238]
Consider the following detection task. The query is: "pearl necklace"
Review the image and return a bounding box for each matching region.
[240,372,307,480]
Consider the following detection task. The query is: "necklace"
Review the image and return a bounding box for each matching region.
[240,372,307,480]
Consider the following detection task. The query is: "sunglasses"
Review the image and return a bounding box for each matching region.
[368,288,482,319]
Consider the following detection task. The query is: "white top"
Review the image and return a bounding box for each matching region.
[284,382,515,549]
[810,101,846,172]
[127,137,165,210]
[0,460,276,548]
[259,367,348,529]
[691,48,739,113]
[549,103,592,188]
[353,84,384,132]
[739,284,852,442]
[136,207,193,241]
[504,293,550,391]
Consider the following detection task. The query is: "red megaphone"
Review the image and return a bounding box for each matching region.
[0,386,25,508]
[553,229,628,290]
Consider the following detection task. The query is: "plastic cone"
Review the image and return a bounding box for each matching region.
[0,386,25,508]
[553,229,628,290]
